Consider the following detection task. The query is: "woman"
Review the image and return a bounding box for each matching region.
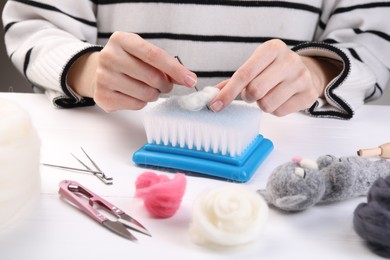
[3,1,390,119]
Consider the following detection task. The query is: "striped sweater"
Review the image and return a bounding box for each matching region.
[2,0,390,119]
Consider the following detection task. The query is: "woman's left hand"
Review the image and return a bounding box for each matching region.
[210,39,341,116]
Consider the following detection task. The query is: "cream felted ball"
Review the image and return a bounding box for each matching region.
[0,98,41,230]
[189,185,268,247]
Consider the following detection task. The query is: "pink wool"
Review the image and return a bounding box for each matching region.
[135,172,187,218]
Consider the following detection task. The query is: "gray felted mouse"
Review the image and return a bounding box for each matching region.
[258,155,390,212]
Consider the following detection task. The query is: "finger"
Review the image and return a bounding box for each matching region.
[98,70,161,103]
[270,92,318,117]
[101,35,174,93]
[118,55,174,94]
[209,44,278,112]
[215,79,229,89]
[94,87,147,112]
[255,81,293,114]
[241,53,296,103]
[256,78,318,114]
[119,33,197,88]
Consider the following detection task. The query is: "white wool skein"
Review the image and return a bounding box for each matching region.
[189,185,269,247]
[178,86,220,111]
[0,98,41,231]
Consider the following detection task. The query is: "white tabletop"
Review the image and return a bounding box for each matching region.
[0,93,388,260]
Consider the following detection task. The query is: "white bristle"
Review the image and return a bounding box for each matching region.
[144,97,262,157]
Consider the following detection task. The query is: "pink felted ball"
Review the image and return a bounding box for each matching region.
[135,172,187,218]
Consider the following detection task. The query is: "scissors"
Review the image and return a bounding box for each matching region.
[58,180,151,241]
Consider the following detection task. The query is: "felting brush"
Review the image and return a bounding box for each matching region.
[132,97,273,182]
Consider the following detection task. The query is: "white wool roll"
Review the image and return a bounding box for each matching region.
[189,185,269,247]
[178,86,220,111]
[0,98,41,231]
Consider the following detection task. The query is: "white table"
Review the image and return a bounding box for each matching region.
[0,93,388,260]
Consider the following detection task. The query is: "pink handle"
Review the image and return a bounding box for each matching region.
[58,180,110,223]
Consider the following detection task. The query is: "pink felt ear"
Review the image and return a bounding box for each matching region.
[292,156,302,164]
[135,172,187,218]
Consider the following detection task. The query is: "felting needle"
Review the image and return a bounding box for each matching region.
[174,56,210,110]
[174,56,199,91]
[42,163,113,185]
[78,147,113,181]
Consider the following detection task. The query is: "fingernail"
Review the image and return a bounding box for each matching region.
[210,100,223,112]
[184,74,197,88]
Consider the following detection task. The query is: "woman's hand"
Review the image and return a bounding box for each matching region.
[210,39,342,116]
[68,32,197,112]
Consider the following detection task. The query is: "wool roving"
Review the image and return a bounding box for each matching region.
[0,98,41,231]
[178,86,220,111]
[135,171,187,218]
[353,175,390,258]
[189,185,269,247]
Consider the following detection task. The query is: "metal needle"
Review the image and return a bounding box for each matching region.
[174,56,210,110]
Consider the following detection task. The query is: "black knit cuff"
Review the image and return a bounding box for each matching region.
[292,42,353,120]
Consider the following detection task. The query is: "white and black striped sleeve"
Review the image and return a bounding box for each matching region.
[2,0,101,108]
[295,1,390,119]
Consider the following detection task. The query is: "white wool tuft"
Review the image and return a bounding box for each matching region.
[144,96,262,157]
[189,185,269,247]
[178,86,220,111]
[0,98,41,231]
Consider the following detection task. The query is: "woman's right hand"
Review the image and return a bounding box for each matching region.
[68,32,197,112]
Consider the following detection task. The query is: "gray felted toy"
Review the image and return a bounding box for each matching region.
[258,155,390,212]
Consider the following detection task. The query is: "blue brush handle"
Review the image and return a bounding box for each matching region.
[132,135,273,182]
